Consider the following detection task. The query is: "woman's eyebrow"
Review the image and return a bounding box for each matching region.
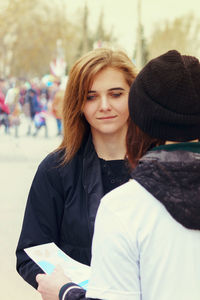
[108,87,126,91]
[88,87,125,93]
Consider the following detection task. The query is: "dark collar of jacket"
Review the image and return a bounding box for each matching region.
[80,133,104,236]
[151,141,200,153]
[131,145,200,230]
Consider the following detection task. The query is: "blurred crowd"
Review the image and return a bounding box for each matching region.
[0,75,67,138]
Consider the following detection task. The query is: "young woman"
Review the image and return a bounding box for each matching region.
[36,50,200,300]
[16,47,138,289]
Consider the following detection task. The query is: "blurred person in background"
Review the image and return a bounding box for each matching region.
[18,80,29,106]
[5,80,21,137]
[33,109,48,138]
[39,81,50,103]
[51,78,67,136]
[23,88,41,136]
[16,47,138,290]
[36,50,200,300]
[0,79,10,134]
[33,87,49,138]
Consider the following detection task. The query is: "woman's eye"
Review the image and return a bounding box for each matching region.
[87,94,97,101]
[110,92,123,98]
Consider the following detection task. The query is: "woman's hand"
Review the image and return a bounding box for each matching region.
[36,265,72,300]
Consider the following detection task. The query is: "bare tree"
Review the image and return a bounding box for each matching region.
[0,0,81,78]
[93,8,116,48]
[147,13,200,60]
[74,4,116,60]
[0,0,117,78]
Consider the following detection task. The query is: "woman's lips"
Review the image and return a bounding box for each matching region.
[97,116,117,120]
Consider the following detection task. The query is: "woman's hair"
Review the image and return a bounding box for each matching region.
[57,47,138,164]
[126,118,165,168]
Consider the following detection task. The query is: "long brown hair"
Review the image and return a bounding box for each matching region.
[126,118,165,168]
[57,47,138,164]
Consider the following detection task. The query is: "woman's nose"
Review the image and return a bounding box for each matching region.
[99,95,111,111]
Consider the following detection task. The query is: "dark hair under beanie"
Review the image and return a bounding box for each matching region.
[129,49,200,141]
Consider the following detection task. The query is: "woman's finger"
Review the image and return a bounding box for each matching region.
[36,273,46,283]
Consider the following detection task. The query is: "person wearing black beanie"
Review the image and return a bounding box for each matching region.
[128,49,200,142]
[35,50,200,300]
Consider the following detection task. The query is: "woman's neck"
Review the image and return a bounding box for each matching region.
[91,130,127,160]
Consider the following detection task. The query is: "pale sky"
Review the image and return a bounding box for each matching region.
[66,0,200,56]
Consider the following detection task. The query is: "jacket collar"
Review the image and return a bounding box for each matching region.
[132,149,200,230]
[82,133,104,237]
[151,141,200,153]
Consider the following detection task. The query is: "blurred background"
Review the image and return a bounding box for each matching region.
[1,0,200,299]
[1,0,200,77]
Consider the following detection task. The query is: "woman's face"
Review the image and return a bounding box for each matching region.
[82,67,130,137]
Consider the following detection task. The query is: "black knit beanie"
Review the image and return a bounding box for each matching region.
[129,50,200,141]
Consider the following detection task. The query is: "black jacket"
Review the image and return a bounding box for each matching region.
[16,134,105,289]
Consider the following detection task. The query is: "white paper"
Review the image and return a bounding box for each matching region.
[24,242,90,289]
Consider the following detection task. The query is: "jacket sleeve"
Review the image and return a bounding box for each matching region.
[59,283,101,300]
[16,154,65,289]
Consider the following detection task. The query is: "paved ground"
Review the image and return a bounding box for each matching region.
[0,116,62,299]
